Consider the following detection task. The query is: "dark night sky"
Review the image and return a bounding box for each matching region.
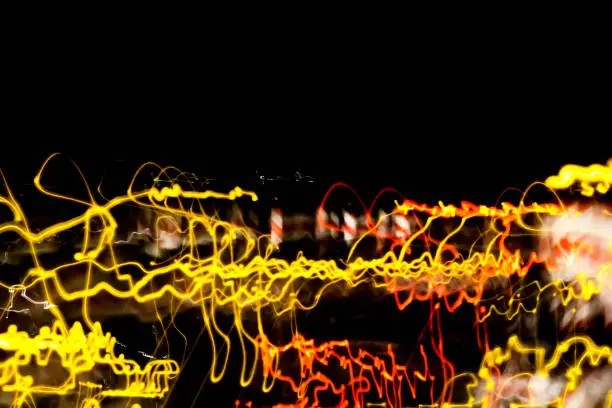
[3,81,609,204]
[4,62,608,206]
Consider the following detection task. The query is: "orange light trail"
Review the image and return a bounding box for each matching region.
[0,155,609,407]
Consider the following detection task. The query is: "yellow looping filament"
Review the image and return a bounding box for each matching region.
[545,159,612,197]
[0,156,609,407]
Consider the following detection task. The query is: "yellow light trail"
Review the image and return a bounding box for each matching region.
[0,155,609,407]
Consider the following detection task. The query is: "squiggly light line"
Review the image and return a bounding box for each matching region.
[544,158,612,197]
[0,155,609,407]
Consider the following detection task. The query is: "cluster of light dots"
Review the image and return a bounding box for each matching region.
[0,154,610,407]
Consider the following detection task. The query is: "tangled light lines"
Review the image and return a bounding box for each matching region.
[0,155,610,407]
